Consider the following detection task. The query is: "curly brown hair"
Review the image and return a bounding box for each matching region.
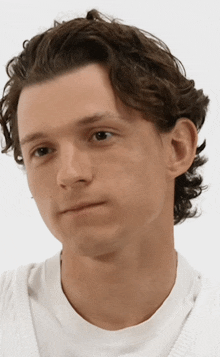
[0,9,209,225]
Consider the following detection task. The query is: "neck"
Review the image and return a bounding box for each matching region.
[60,238,177,331]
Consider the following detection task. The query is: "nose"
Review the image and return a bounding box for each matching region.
[56,145,93,188]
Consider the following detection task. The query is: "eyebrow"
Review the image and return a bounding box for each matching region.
[20,111,128,147]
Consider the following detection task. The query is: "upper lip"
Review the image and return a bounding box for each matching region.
[61,201,104,213]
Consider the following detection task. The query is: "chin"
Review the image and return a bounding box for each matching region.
[62,225,124,258]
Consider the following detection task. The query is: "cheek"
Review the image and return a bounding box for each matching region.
[107,155,167,222]
[27,171,55,216]
[28,174,59,239]
[28,172,45,198]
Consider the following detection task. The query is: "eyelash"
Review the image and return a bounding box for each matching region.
[31,131,114,158]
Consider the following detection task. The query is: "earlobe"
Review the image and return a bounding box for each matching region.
[167,118,198,178]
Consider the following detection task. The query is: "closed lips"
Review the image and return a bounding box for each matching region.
[64,202,104,212]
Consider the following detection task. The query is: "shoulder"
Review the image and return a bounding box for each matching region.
[0,267,17,342]
[169,275,220,357]
[199,275,220,308]
[192,276,220,355]
[190,276,220,349]
[0,251,60,314]
[0,262,37,316]
[0,268,17,307]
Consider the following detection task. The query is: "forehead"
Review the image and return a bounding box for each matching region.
[17,65,113,127]
[17,64,150,143]
[18,64,111,113]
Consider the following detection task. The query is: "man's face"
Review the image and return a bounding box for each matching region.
[18,64,174,258]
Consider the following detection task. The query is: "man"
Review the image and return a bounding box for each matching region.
[0,9,219,357]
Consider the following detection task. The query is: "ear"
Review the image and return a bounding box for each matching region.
[164,118,198,179]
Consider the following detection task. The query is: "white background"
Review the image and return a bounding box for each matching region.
[0,0,219,280]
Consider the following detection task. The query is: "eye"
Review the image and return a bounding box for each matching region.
[91,131,113,142]
[32,147,53,158]
[31,131,114,159]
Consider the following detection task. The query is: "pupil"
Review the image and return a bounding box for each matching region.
[97,132,106,140]
[38,148,47,156]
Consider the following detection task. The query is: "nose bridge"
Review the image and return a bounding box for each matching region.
[56,142,92,186]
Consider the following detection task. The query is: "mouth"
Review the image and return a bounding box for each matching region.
[64,202,105,214]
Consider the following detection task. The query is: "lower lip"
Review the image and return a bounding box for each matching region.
[65,203,105,216]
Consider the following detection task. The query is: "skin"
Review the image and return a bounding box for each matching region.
[17,63,198,330]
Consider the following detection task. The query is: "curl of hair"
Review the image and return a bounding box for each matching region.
[0,9,209,225]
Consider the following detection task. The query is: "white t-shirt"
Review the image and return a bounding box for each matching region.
[27,250,201,357]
